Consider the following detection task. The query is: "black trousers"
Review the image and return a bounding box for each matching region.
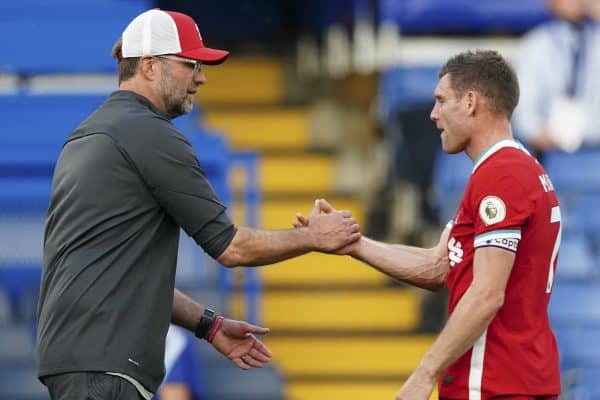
[43,372,143,400]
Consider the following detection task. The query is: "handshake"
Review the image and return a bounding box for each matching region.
[291,198,362,255]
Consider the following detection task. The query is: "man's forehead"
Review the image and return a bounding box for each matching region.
[435,74,452,95]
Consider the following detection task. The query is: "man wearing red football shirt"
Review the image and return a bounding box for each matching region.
[296,50,562,399]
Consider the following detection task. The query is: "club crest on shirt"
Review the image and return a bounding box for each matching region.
[479,196,506,226]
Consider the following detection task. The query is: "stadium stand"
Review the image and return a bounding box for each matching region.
[378,0,550,34]
[0,0,150,74]
[0,1,277,398]
[3,0,600,399]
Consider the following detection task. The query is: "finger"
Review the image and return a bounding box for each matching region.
[244,323,270,335]
[318,198,335,213]
[310,199,320,218]
[340,209,352,218]
[234,357,251,370]
[347,232,361,242]
[249,347,272,363]
[242,354,264,368]
[292,221,302,228]
[350,223,360,233]
[296,213,309,225]
[343,217,357,226]
[249,337,273,357]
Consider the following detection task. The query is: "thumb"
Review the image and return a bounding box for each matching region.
[310,199,320,218]
[245,323,270,335]
[318,198,335,214]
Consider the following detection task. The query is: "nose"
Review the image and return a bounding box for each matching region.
[194,70,206,85]
[430,104,438,122]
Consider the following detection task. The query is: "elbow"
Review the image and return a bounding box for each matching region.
[422,274,447,292]
[427,279,447,292]
[419,250,449,292]
[216,245,243,268]
[215,227,248,268]
[477,289,505,315]
[422,257,449,292]
[491,292,505,313]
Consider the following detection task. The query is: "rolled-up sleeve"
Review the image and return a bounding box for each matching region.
[122,119,236,258]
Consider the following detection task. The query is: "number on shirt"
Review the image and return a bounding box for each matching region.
[546,206,562,293]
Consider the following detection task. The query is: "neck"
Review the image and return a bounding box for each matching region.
[119,79,167,114]
[465,117,513,161]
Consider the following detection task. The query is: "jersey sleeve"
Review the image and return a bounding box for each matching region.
[121,121,236,258]
[469,168,534,253]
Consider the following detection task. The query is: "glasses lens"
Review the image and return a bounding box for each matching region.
[193,62,202,75]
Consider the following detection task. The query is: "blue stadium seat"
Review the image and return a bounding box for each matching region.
[0,0,150,74]
[544,149,600,194]
[563,367,600,400]
[0,288,12,323]
[550,283,600,327]
[555,236,597,282]
[0,95,108,178]
[432,150,472,223]
[0,179,52,212]
[0,265,42,317]
[573,193,600,237]
[0,324,35,364]
[379,0,550,34]
[0,364,47,400]
[555,327,600,368]
[379,66,439,118]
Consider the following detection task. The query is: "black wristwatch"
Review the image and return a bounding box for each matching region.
[194,308,216,339]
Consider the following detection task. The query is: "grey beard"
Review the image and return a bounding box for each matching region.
[164,96,193,119]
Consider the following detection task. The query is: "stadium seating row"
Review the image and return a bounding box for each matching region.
[0,0,150,74]
[378,0,550,33]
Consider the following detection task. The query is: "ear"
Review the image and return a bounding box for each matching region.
[465,90,478,116]
[139,56,158,81]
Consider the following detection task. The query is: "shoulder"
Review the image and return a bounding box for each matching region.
[470,149,542,199]
[118,113,193,152]
[478,148,539,177]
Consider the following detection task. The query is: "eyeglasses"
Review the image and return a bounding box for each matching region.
[157,55,203,76]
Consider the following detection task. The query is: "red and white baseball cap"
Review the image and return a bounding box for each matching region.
[119,9,229,65]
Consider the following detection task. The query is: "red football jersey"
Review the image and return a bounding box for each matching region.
[439,140,561,399]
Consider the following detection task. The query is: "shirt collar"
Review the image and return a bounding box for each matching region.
[471,139,528,174]
[109,90,171,120]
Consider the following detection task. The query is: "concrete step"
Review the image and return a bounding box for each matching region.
[205,108,310,151]
[231,154,334,195]
[197,57,284,105]
[265,335,435,377]
[256,289,420,331]
[260,253,386,287]
[287,381,438,400]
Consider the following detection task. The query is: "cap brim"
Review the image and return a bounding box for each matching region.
[178,47,230,65]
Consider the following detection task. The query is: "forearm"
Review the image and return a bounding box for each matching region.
[352,237,448,291]
[416,285,502,379]
[171,288,205,331]
[217,226,314,267]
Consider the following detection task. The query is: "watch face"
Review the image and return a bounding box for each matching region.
[195,308,218,339]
